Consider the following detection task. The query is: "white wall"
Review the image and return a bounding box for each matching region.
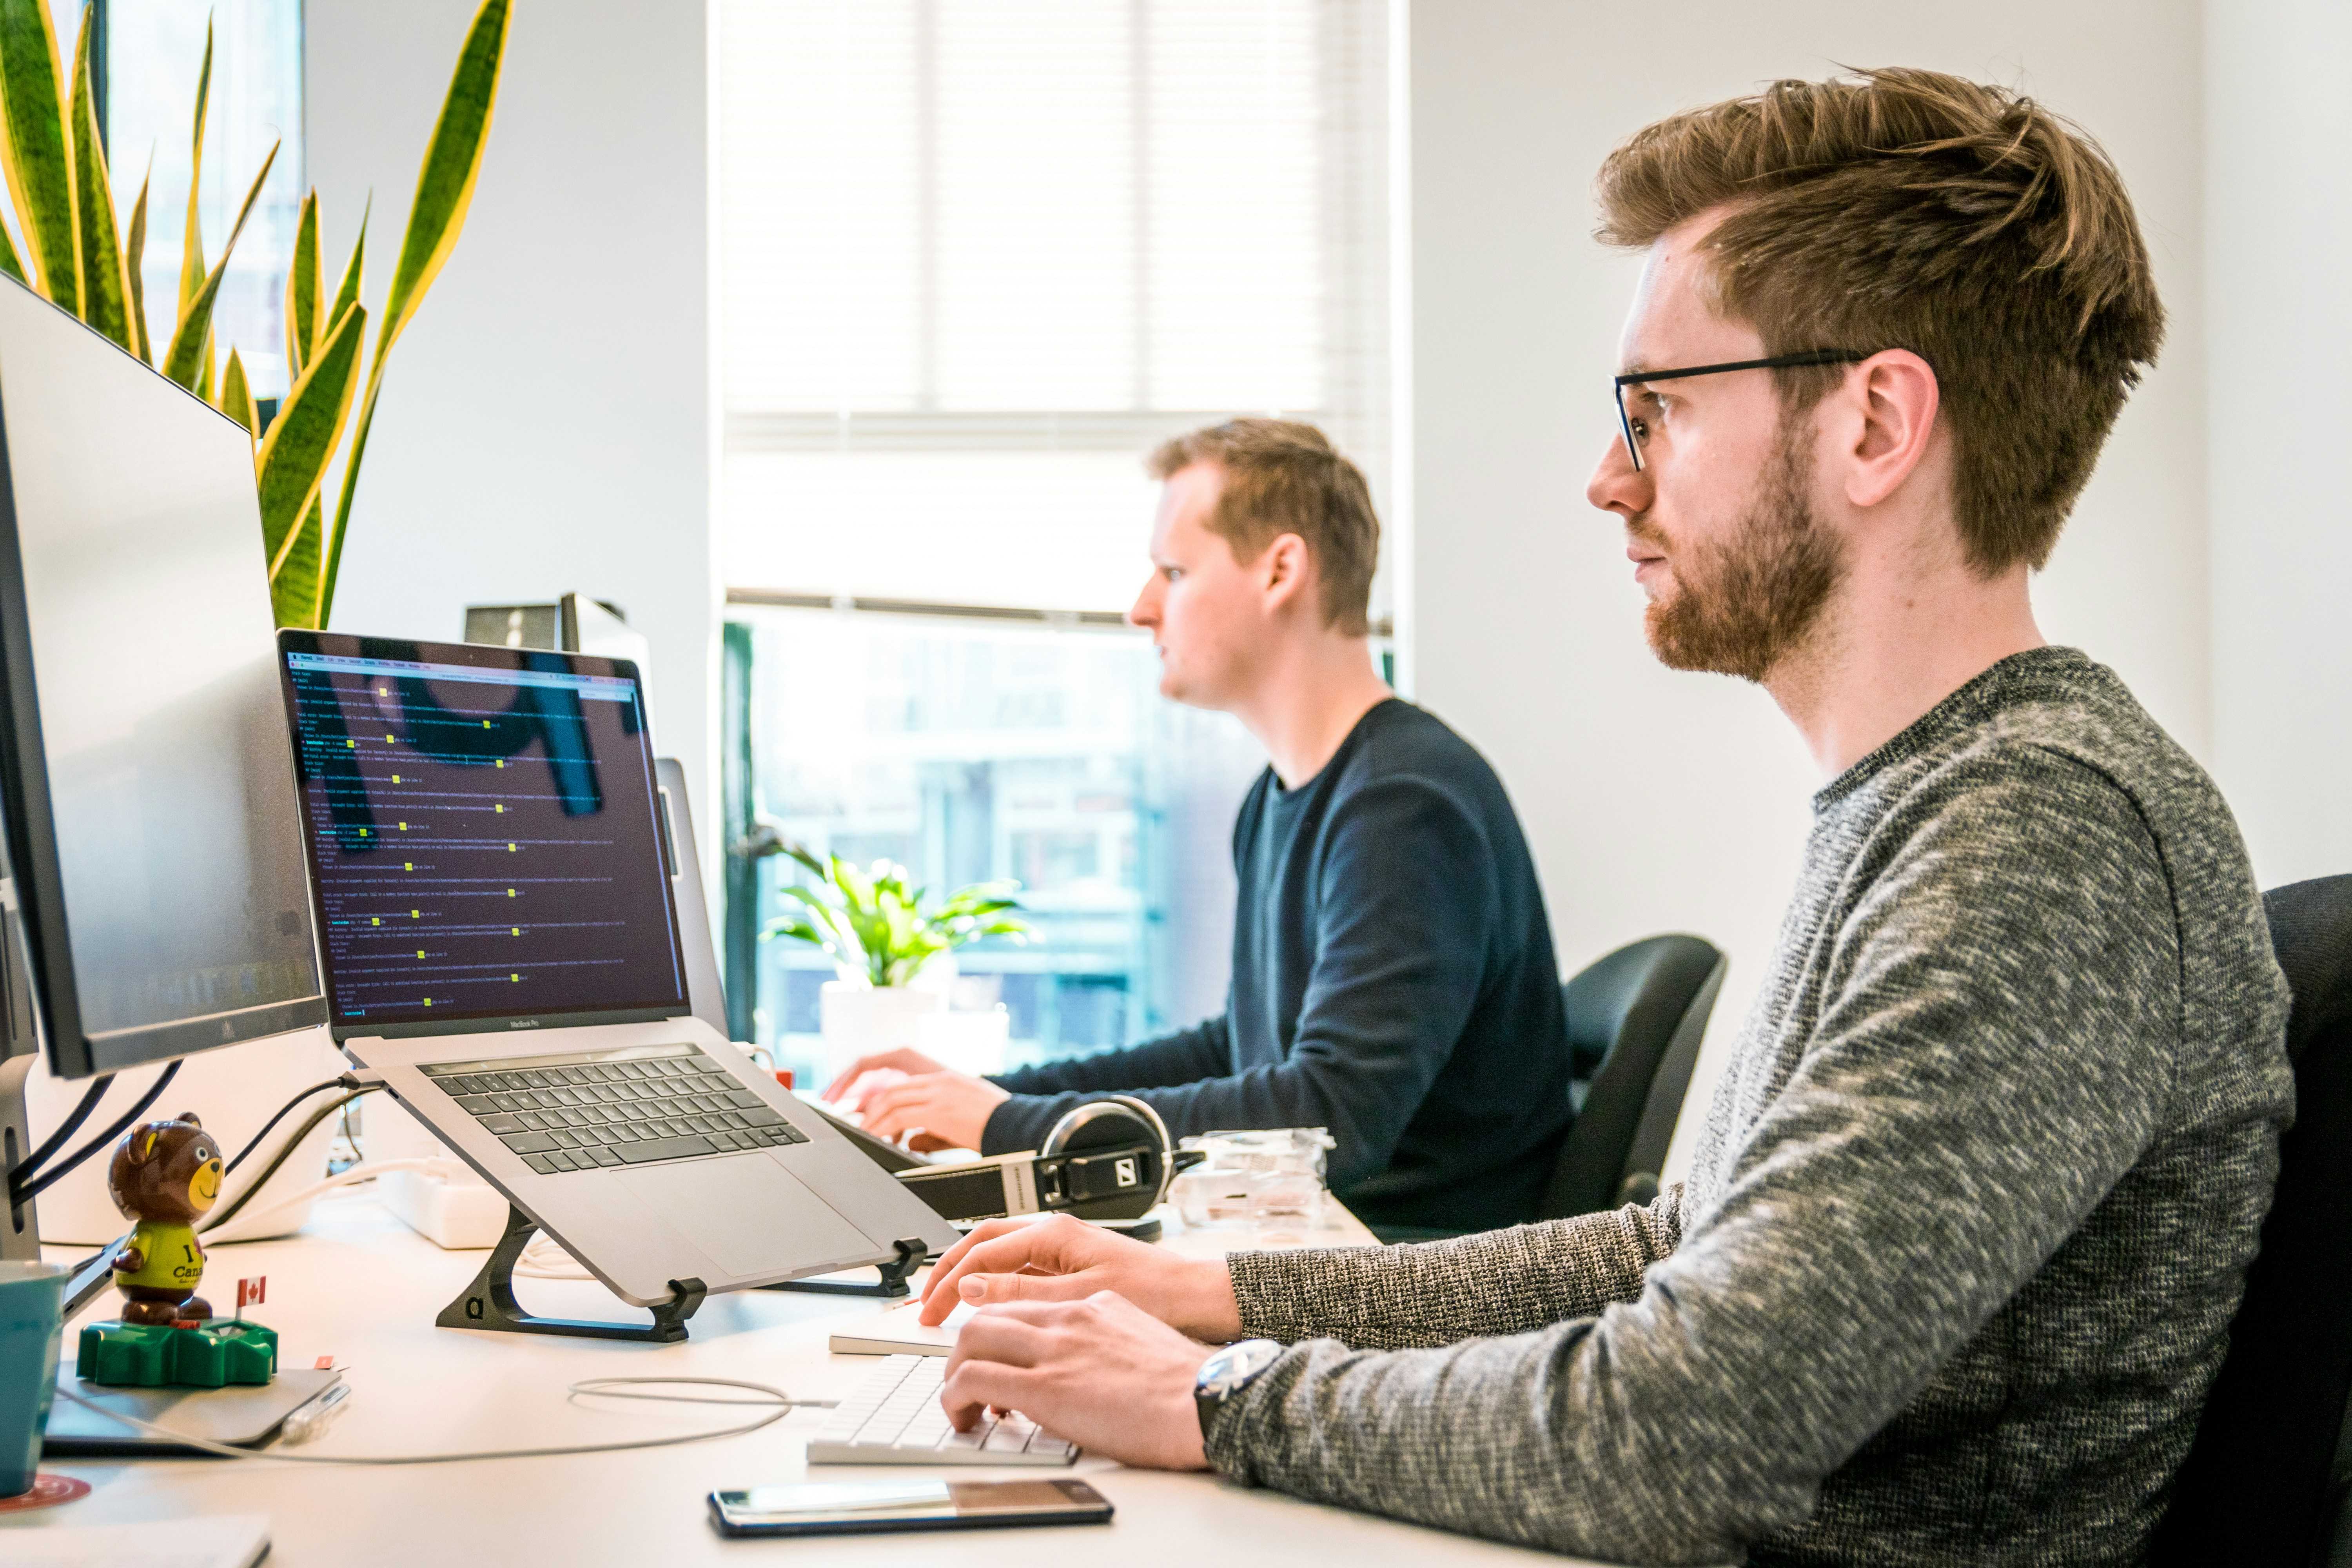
[303,0,716,831]
[1404,2,2209,1176]
[2206,1,2352,892]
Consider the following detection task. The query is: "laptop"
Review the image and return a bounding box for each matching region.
[274,632,958,1308]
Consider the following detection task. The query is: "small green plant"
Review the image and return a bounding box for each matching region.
[757,843,1032,989]
[0,0,509,630]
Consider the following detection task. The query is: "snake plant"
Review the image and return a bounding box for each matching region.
[753,839,1033,989]
[0,0,509,629]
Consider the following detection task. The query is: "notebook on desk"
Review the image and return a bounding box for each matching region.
[830,1297,974,1356]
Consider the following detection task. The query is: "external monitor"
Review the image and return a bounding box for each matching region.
[0,277,326,1083]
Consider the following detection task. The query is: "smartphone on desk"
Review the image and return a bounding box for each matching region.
[709,1478,1113,1537]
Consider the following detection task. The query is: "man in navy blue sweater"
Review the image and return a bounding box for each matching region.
[826,420,1568,1235]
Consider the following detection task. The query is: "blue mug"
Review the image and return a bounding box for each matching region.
[0,1260,67,1497]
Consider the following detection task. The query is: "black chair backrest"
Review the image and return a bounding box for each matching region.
[2152,874,2352,1567]
[1537,934,1726,1220]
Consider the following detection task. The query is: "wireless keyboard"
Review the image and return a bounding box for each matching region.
[808,1355,1080,1466]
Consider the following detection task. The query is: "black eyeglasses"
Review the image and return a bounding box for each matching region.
[1612,349,1872,472]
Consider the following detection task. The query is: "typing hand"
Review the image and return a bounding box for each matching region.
[856,1069,1009,1151]
[942,1292,1212,1471]
[823,1047,952,1105]
[919,1212,1242,1341]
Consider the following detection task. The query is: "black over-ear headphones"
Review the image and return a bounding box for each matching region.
[893,1095,1200,1225]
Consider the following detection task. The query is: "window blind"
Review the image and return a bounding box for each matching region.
[716,0,1392,615]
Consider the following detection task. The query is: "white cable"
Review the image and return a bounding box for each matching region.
[515,1232,594,1280]
[222,1157,467,1218]
[51,1376,833,1466]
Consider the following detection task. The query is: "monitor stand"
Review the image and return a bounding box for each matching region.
[0,1049,40,1266]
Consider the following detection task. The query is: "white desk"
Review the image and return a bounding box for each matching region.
[3,1195,1603,1566]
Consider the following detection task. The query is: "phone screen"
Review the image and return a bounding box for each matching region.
[710,1478,1113,1537]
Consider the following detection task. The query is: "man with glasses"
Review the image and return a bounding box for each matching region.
[890,69,2295,1567]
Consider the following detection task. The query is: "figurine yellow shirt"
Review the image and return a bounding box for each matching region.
[116,1221,205,1291]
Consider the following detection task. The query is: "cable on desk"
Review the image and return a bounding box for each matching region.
[199,1084,384,1235]
[14,1062,181,1205]
[51,1376,834,1465]
[8,1073,114,1192]
[222,1076,359,1177]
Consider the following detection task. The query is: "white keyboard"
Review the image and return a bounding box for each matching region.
[808,1354,1080,1467]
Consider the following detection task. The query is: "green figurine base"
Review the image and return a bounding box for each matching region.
[75,1319,278,1388]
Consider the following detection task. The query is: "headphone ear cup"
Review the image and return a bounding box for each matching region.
[1039,1096,1176,1220]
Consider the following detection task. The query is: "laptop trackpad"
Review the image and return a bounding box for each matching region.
[616,1156,872,1276]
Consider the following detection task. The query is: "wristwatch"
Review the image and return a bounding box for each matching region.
[1194,1338,1285,1441]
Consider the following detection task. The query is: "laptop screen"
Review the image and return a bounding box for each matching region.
[276,634,687,1034]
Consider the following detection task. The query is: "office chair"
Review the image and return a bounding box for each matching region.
[1537,934,1726,1220]
[2150,874,2352,1567]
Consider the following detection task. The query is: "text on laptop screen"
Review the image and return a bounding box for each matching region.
[282,649,685,1028]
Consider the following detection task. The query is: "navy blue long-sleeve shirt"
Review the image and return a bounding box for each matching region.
[980,699,1571,1233]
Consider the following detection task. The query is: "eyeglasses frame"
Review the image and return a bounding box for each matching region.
[1612,349,1874,472]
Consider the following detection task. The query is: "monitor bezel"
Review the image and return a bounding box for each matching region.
[276,629,692,1041]
[0,287,330,1079]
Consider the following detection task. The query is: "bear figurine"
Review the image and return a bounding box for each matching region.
[106,1113,224,1326]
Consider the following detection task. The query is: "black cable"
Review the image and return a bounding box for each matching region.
[14,1060,181,1205]
[222,1074,355,1177]
[9,1073,114,1188]
[198,1083,382,1234]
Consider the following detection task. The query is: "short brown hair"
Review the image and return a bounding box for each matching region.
[1597,67,2164,573]
[1145,418,1379,635]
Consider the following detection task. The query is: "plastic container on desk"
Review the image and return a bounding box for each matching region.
[1171,1127,1337,1228]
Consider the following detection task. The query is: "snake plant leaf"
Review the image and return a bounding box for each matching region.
[0,0,76,309]
[67,7,129,350]
[327,196,366,328]
[0,198,22,286]
[285,189,319,378]
[317,0,508,630]
[218,346,257,437]
[122,157,149,361]
[158,139,277,392]
[268,498,324,629]
[379,0,508,357]
[177,16,209,314]
[257,298,364,595]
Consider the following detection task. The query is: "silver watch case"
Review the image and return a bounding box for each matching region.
[1195,1337,1286,1423]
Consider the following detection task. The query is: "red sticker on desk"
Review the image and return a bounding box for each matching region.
[314,1355,335,1370]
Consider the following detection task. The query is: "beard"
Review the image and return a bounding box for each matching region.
[1637,419,1845,684]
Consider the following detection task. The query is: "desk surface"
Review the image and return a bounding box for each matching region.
[4,1196,1600,1566]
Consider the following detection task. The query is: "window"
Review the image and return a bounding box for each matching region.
[105,0,306,399]
[714,0,1392,1080]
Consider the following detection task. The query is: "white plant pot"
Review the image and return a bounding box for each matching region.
[914,1007,1011,1078]
[819,982,948,1085]
[22,1025,348,1245]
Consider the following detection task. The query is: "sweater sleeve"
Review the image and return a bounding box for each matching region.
[979,1016,1232,1154]
[1201,756,2184,1563]
[985,775,1503,1178]
[1229,1187,1684,1349]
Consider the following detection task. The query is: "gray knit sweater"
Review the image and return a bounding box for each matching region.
[1202,649,2295,1566]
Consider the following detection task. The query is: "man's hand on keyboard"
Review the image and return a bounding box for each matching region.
[942,1290,1212,1471]
[919,1213,1242,1341]
[853,1066,1009,1151]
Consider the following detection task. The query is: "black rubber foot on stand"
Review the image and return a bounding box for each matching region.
[436,1203,705,1342]
[760,1237,928,1299]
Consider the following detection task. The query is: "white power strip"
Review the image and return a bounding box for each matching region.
[375,1166,514,1250]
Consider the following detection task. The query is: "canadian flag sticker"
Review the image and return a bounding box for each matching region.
[236,1277,267,1310]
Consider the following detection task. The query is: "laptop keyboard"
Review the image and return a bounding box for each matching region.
[421,1044,808,1175]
